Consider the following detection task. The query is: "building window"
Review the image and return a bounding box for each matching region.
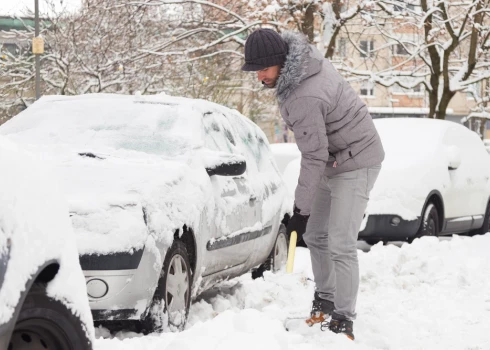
[360,40,374,58]
[393,43,409,56]
[337,38,347,57]
[360,81,375,96]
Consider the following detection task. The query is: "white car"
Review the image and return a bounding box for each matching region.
[0,94,290,332]
[282,118,490,243]
[0,137,94,349]
[269,143,300,174]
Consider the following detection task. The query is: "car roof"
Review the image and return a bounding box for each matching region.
[0,94,246,156]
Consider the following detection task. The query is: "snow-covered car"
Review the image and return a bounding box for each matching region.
[0,94,290,332]
[483,139,490,154]
[359,118,490,243]
[281,118,490,243]
[269,143,300,174]
[0,137,94,349]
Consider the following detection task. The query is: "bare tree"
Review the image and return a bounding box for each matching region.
[339,0,490,119]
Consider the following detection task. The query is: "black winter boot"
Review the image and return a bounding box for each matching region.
[306,292,334,326]
[328,316,355,340]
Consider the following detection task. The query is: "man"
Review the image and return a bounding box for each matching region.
[241,28,384,340]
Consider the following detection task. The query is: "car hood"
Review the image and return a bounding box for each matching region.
[366,150,450,221]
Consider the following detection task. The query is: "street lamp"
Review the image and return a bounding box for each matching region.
[32,0,44,100]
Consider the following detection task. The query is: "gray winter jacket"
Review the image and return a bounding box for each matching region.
[276,32,385,215]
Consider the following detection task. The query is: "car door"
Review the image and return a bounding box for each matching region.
[200,111,258,276]
[224,112,283,265]
[442,126,490,232]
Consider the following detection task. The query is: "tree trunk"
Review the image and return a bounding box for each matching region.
[325,26,341,59]
[324,0,343,59]
[302,3,315,43]
[427,82,439,119]
[436,90,455,120]
[479,118,486,140]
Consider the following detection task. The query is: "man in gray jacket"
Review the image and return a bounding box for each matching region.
[242,28,385,340]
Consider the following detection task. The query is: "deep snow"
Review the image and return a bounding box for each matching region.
[94,234,490,349]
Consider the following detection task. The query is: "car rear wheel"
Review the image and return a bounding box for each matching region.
[9,283,92,350]
[142,240,192,333]
[252,224,288,279]
[413,203,439,241]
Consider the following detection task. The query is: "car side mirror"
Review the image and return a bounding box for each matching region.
[446,145,461,170]
[206,160,246,176]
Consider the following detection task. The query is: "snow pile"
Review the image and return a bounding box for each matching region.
[0,137,94,340]
[94,235,490,349]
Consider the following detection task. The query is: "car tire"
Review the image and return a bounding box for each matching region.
[470,201,490,236]
[252,224,289,279]
[412,203,439,241]
[142,240,192,333]
[9,283,92,350]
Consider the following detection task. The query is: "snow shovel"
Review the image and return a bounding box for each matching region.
[286,230,297,273]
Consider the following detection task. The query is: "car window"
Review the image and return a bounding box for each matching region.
[202,112,237,153]
[225,111,277,175]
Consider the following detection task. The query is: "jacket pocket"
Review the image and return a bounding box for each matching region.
[295,125,321,153]
[335,147,352,166]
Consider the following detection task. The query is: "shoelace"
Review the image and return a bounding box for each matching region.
[320,320,330,331]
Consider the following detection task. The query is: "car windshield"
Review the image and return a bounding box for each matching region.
[0,95,204,157]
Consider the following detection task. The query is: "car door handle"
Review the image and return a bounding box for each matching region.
[249,195,257,202]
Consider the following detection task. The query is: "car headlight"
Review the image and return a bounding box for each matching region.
[390,216,401,226]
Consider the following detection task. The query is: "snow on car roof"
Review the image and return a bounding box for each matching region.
[373,117,453,168]
[1,93,234,157]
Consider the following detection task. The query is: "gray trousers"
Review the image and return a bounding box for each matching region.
[303,165,381,320]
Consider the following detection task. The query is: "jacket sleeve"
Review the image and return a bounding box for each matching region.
[286,97,329,216]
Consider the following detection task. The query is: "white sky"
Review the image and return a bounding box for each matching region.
[0,0,81,17]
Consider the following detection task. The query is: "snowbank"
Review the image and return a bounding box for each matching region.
[94,234,490,349]
[0,137,94,340]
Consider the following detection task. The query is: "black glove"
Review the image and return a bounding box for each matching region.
[287,206,310,243]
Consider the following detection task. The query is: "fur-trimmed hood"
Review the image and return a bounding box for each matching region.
[276,32,321,103]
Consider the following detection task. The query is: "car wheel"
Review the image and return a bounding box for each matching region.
[9,283,92,350]
[271,224,288,272]
[143,240,192,333]
[413,203,439,240]
[252,224,288,279]
[470,202,490,236]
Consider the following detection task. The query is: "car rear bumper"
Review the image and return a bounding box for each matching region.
[359,214,421,241]
[80,245,163,321]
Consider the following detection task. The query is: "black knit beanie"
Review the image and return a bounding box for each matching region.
[241,28,288,71]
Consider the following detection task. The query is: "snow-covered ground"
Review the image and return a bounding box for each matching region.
[94,234,490,349]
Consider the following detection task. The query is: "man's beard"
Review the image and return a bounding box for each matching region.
[262,80,277,89]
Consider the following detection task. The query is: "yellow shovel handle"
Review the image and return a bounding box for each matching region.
[286,230,297,273]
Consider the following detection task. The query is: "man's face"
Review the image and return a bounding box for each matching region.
[257,65,281,88]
